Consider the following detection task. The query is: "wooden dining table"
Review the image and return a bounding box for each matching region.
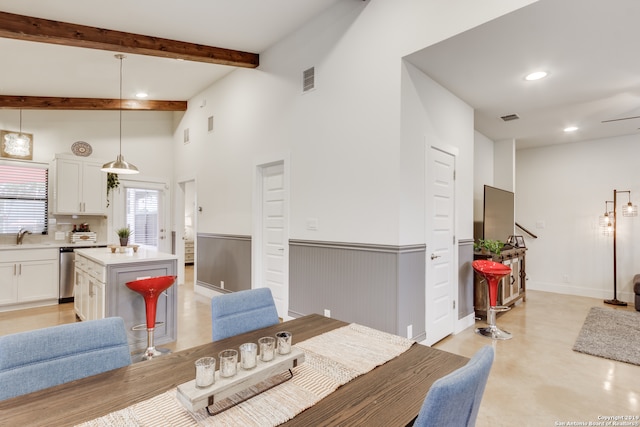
[0,314,468,426]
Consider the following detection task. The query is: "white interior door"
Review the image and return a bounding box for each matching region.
[257,162,288,318]
[425,146,456,345]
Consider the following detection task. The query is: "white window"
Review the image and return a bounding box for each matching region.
[0,162,48,235]
[125,187,159,246]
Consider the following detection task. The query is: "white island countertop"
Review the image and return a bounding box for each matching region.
[75,247,178,266]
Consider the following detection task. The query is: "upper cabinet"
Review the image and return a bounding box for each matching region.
[51,155,107,215]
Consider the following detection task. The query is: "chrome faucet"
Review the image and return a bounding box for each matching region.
[16,228,32,245]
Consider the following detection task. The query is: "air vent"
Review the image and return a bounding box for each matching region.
[303,67,315,92]
[184,128,190,144]
[500,113,520,122]
[208,116,214,132]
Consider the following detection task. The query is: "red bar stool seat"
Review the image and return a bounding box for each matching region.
[126,275,176,360]
[472,260,513,340]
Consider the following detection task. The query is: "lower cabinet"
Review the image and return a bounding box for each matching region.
[0,249,58,310]
[473,248,527,317]
[106,262,177,353]
[74,252,177,353]
[88,279,105,321]
[185,240,194,264]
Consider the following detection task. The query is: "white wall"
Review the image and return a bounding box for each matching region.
[0,110,174,176]
[172,0,537,246]
[400,61,475,243]
[517,134,640,303]
[474,131,494,227]
[494,139,515,192]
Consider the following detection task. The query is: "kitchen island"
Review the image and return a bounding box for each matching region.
[74,247,178,353]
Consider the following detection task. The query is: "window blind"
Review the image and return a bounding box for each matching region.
[126,187,159,246]
[0,163,49,235]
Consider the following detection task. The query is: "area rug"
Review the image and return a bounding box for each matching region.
[573,307,640,366]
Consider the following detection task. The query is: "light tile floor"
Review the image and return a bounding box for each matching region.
[1,268,638,426]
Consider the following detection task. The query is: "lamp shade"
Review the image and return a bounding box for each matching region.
[622,202,638,217]
[101,154,139,174]
[101,54,139,175]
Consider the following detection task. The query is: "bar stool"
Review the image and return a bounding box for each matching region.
[125,275,176,360]
[472,260,513,340]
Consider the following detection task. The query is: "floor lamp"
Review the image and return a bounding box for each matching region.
[602,189,637,306]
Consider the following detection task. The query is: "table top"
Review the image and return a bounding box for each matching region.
[75,246,178,266]
[0,314,468,426]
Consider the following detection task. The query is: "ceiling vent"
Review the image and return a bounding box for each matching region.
[500,113,520,122]
[208,116,214,133]
[303,67,315,92]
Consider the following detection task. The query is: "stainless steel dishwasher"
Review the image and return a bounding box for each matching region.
[59,246,106,303]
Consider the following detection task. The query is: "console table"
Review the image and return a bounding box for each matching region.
[473,247,526,317]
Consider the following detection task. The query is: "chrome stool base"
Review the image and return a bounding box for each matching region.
[475,325,512,340]
[134,328,171,361]
[137,346,171,362]
[475,306,513,340]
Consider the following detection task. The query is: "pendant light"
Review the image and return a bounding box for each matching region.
[102,54,139,174]
[2,110,32,158]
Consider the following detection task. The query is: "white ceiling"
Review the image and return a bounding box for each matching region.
[407,0,640,149]
[1,0,639,150]
[0,0,344,100]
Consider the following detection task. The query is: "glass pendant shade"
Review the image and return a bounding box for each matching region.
[599,213,609,227]
[622,202,638,217]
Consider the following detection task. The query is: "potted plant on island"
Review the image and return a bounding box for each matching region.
[116,226,132,247]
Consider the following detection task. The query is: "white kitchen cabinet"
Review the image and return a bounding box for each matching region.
[88,278,105,320]
[0,263,18,305]
[52,155,106,215]
[74,253,107,321]
[73,266,83,319]
[0,248,58,311]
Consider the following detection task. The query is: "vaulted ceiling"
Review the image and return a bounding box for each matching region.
[2,0,639,149]
[0,0,344,111]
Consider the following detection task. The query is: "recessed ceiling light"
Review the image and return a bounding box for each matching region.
[135,92,148,98]
[525,71,548,81]
[564,126,578,132]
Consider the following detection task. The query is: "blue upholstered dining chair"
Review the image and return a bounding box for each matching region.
[0,317,132,401]
[211,287,280,341]
[413,345,494,427]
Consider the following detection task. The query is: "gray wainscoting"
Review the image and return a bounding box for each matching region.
[289,240,426,341]
[458,239,475,319]
[196,233,252,293]
[195,234,474,341]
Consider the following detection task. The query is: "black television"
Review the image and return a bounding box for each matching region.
[482,185,514,243]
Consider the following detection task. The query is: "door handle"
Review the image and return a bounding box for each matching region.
[431,254,441,260]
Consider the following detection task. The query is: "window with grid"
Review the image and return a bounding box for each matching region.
[0,163,49,235]
[125,187,159,246]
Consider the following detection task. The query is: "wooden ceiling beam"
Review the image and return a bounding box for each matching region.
[0,95,187,111]
[0,11,259,68]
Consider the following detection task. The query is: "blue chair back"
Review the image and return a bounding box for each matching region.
[414,345,494,427]
[211,287,280,341]
[0,317,131,401]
